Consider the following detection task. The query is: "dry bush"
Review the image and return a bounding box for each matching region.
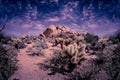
[109,32,120,44]
[27,49,44,57]
[16,41,26,49]
[102,44,120,80]
[34,41,48,49]
[85,33,99,44]
[27,41,47,56]
[0,44,17,80]
[0,33,18,80]
[0,33,11,44]
[65,57,101,80]
[39,50,76,75]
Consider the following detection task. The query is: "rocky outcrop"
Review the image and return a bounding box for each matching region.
[43,25,70,37]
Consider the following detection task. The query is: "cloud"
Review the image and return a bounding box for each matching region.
[79,4,120,37]
[6,17,45,37]
[45,16,60,22]
[86,22,98,29]
[39,0,59,4]
[60,1,79,22]
[81,16,120,37]
[82,4,97,24]
[50,0,59,3]
[36,1,80,25]
[42,1,79,24]
[25,4,38,20]
[3,3,46,37]
[69,23,85,32]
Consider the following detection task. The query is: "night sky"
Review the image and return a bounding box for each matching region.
[0,0,120,37]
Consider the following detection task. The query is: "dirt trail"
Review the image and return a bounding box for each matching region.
[9,43,46,80]
[9,43,65,80]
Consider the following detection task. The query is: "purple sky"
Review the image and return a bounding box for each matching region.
[0,0,120,37]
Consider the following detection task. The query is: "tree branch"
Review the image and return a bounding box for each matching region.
[0,24,6,32]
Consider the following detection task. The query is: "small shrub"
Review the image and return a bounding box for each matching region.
[34,41,48,49]
[104,44,120,80]
[28,50,44,56]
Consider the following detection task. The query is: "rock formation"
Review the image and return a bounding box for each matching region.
[43,25,70,37]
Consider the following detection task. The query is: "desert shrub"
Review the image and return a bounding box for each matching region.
[48,50,70,68]
[0,44,17,80]
[66,59,100,80]
[115,33,120,42]
[21,35,37,44]
[0,33,23,50]
[84,40,120,80]
[34,41,48,49]
[0,33,11,44]
[85,33,99,44]
[22,38,31,44]
[109,32,120,44]
[39,50,76,75]
[16,41,26,49]
[28,49,44,56]
[103,44,120,80]
[27,41,48,56]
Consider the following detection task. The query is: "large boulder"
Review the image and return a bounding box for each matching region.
[43,25,57,37]
[43,25,70,37]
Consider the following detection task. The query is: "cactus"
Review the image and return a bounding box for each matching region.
[78,43,86,55]
[71,56,80,64]
[63,43,78,56]
[54,38,64,48]
[64,38,72,46]
[63,42,86,64]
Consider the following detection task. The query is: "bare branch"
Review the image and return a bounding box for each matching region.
[0,24,6,32]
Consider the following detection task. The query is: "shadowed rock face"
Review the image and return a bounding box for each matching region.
[43,25,56,37]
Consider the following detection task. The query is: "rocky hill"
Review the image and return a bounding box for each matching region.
[0,25,120,80]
